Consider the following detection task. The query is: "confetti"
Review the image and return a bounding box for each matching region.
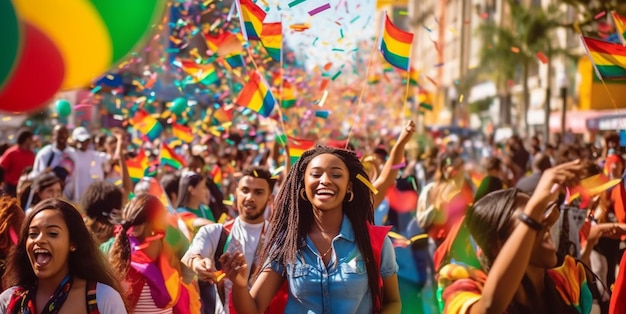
[350,15,360,23]
[426,76,438,87]
[536,51,548,64]
[391,162,406,170]
[315,110,330,118]
[288,0,306,8]
[312,37,318,46]
[331,71,342,80]
[511,46,520,53]
[434,62,445,67]
[357,174,379,195]
[340,29,344,38]
[423,24,432,32]
[91,85,102,94]
[318,90,329,107]
[459,94,464,103]
[308,3,331,16]
[594,11,606,20]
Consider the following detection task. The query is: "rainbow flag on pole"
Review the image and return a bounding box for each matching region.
[172,122,194,143]
[282,80,296,108]
[160,143,186,170]
[237,0,266,41]
[379,12,413,70]
[175,58,219,85]
[129,109,163,141]
[612,11,626,46]
[581,36,626,79]
[288,137,315,165]
[260,22,282,61]
[235,71,276,117]
[126,149,148,183]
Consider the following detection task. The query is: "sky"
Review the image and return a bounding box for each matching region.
[261,0,378,68]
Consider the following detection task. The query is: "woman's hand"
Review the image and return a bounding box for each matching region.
[527,160,584,215]
[220,252,249,288]
[397,120,416,145]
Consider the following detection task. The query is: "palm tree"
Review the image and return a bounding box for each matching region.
[477,0,567,135]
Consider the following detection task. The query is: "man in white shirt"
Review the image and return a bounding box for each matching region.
[69,127,109,202]
[28,125,76,197]
[182,166,275,314]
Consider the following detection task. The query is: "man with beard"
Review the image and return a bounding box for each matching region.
[182,166,276,314]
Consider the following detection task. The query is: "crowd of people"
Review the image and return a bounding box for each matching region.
[0,122,626,314]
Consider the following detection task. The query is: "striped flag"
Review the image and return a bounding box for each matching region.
[235,71,276,117]
[260,22,282,61]
[581,36,626,79]
[172,122,194,143]
[288,137,315,165]
[129,109,163,141]
[160,143,186,170]
[126,149,148,183]
[379,13,413,70]
[237,0,266,41]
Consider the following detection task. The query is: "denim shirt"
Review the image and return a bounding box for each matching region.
[267,216,398,314]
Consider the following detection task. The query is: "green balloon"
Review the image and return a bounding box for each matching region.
[56,99,72,117]
[171,97,187,115]
[90,0,167,62]
[0,1,20,91]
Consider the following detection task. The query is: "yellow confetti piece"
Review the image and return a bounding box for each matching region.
[356,174,378,195]
[217,213,228,224]
[253,170,259,177]
[459,94,464,103]
[222,200,234,206]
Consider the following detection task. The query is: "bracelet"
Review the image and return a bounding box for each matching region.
[517,212,543,231]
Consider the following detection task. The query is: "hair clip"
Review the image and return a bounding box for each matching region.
[357,174,379,195]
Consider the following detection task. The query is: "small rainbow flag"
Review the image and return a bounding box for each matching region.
[129,109,163,141]
[282,80,296,108]
[160,143,186,170]
[237,0,266,41]
[224,52,245,68]
[235,71,276,118]
[172,122,194,143]
[288,137,315,165]
[176,58,219,85]
[568,173,622,203]
[418,90,433,111]
[126,149,148,183]
[368,74,381,84]
[260,22,282,61]
[400,67,420,86]
[211,166,223,188]
[612,11,626,46]
[581,36,626,79]
[204,31,243,55]
[379,13,413,70]
[211,106,234,125]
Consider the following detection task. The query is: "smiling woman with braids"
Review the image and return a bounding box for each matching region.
[221,145,401,313]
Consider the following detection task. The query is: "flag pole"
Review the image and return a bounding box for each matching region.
[344,10,385,149]
[580,35,626,130]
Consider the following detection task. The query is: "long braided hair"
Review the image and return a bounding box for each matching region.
[258,146,382,310]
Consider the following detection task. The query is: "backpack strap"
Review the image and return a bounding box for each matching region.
[85,281,100,314]
[46,148,57,168]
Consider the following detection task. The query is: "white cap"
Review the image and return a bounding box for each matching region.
[72,127,91,142]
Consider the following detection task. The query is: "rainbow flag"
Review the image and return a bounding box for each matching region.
[224,52,244,68]
[204,31,243,55]
[581,36,626,79]
[260,22,282,61]
[211,106,234,125]
[172,122,194,143]
[568,173,622,203]
[379,13,413,70]
[176,58,219,85]
[400,67,420,86]
[129,109,163,141]
[126,150,148,183]
[418,90,433,111]
[235,71,276,118]
[211,166,223,188]
[612,11,626,46]
[368,74,381,84]
[237,0,266,41]
[282,80,296,108]
[160,143,186,170]
[288,137,315,165]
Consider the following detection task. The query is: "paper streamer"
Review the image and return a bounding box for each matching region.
[315,110,330,118]
[308,3,330,16]
[357,174,379,195]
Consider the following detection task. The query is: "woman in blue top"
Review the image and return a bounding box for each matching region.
[222,145,401,313]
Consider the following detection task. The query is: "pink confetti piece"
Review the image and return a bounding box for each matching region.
[308,3,330,16]
[391,162,406,170]
[594,11,606,20]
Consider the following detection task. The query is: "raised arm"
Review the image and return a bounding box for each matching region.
[220,252,285,314]
[469,160,584,314]
[372,120,415,208]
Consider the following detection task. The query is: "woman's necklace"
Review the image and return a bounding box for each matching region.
[321,245,333,258]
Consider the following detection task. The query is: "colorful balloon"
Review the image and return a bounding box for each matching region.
[171,97,188,115]
[56,99,72,117]
[0,1,167,113]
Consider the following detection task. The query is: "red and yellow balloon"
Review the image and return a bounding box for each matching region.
[0,0,167,113]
